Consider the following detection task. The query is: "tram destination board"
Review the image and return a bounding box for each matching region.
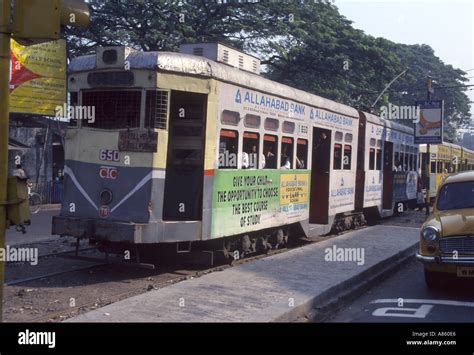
[118,130,158,152]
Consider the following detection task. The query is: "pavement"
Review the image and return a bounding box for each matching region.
[6,206,60,246]
[67,224,420,322]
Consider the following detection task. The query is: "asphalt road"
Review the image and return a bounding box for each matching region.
[327,257,474,323]
[6,208,60,246]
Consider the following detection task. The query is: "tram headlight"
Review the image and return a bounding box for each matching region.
[100,189,113,205]
[422,226,440,242]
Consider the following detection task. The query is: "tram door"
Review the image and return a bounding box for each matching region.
[309,127,332,224]
[163,91,207,221]
[382,141,394,209]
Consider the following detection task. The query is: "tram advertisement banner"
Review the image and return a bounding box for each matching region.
[211,170,310,238]
[414,100,444,144]
[9,39,67,116]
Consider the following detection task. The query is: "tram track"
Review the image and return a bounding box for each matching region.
[3,211,425,322]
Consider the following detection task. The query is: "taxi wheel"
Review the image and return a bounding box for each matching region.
[424,268,443,289]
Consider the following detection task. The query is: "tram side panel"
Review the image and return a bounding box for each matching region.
[209,82,312,240]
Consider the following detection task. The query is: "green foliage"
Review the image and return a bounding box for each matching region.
[65,0,471,140]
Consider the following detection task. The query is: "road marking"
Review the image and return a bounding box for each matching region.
[379,225,420,230]
[371,299,474,308]
[372,304,433,318]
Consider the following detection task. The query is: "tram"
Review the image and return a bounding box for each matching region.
[52,43,420,262]
[419,142,474,199]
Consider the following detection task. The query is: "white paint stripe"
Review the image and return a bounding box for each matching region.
[380,225,420,230]
[371,299,474,308]
[64,166,98,211]
[111,172,152,213]
[152,170,165,179]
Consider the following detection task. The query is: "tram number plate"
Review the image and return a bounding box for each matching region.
[456,267,474,278]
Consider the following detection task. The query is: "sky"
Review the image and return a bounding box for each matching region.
[335,0,474,119]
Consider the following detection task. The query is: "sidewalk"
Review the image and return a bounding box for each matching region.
[67,225,420,322]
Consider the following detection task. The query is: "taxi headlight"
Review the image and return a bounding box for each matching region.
[422,226,439,242]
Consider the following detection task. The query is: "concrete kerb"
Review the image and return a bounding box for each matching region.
[274,242,419,322]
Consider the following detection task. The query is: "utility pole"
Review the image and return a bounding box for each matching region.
[0,0,12,323]
[425,76,433,217]
[0,0,89,322]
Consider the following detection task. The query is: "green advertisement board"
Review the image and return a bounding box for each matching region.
[211,169,310,238]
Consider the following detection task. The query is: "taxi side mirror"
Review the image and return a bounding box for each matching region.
[6,176,30,226]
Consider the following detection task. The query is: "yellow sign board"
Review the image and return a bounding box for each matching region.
[280,173,310,209]
[9,39,66,116]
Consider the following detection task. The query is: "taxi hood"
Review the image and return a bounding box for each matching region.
[437,209,474,237]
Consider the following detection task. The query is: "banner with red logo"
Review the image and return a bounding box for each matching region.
[9,39,67,116]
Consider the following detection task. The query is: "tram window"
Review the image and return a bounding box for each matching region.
[244,114,261,129]
[409,154,414,170]
[145,90,169,129]
[400,153,405,171]
[243,132,260,169]
[82,90,141,129]
[296,139,307,169]
[68,92,78,127]
[282,121,295,134]
[221,110,240,126]
[404,153,409,171]
[334,143,343,170]
[335,131,343,142]
[394,152,400,171]
[280,137,294,169]
[264,118,279,131]
[446,162,452,173]
[376,149,382,170]
[370,138,376,147]
[369,148,375,170]
[343,145,352,170]
[437,161,443,173]
[431,161,437,174]
[219,130,238,169]
[263,135,278,169]
[345,133,353,143]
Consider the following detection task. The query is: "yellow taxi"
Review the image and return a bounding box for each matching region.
[416,171,474,288]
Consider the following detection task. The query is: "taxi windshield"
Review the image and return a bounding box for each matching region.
[437,181,474,211]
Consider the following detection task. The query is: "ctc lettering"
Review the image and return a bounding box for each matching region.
[99,166,118,180]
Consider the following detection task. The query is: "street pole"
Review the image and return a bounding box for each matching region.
[0,0,11,321]
[425,76,432,217]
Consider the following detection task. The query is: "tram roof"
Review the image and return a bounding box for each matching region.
[361,111,414,135]
[69,50,360,119]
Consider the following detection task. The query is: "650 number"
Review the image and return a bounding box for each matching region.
[99,149,120,162]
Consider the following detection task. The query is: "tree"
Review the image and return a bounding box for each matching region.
[65,0,471,140]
